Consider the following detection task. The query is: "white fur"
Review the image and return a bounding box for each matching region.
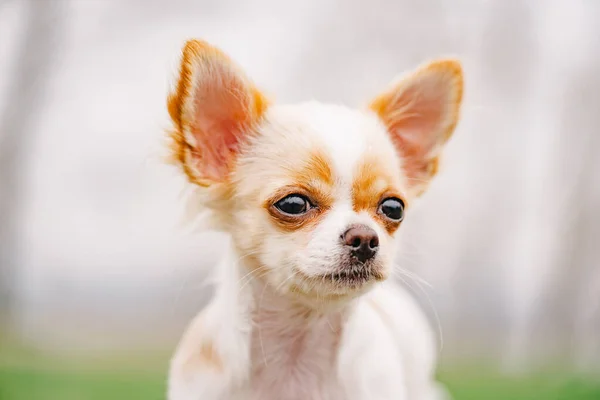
[168,103,449,400]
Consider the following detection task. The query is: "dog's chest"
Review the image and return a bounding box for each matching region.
[243,313,346,400]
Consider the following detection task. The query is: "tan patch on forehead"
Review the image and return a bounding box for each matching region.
[265,149,335,233]
[352,155,405,235]
[296,149,334,187]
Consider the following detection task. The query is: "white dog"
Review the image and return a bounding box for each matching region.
[165,40,463,400]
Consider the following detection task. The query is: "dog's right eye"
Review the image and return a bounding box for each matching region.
[274,194,311,215]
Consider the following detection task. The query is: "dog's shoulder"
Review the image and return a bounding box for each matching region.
[364,282,446,399]
[367,281,437,365]
[169,307,223,381]
[168,298,253,400]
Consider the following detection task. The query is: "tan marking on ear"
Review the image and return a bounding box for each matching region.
[265,149,335,233]
[166,39,269,187]
[352,155,405,235]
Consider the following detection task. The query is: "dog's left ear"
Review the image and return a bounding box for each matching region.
[168,40,269,187]
[369,60,463,196]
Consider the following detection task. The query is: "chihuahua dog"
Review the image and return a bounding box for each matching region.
[166,40,463,400]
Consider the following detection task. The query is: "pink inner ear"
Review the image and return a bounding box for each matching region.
[387,81,446,160]
[378,74,456,183]
[189,79,252,182]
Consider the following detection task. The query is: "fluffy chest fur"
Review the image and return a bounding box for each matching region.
[224,283,416,400]
[243,287,346,400]
[167,258,437,400]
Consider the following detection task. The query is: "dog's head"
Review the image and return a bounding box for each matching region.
[168,40,463,303]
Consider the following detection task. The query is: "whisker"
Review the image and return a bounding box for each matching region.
[395,267,433,289]
[394,264,444,353]
[238,265,269,292]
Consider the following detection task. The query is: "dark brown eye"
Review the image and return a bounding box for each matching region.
[274,194,311,215]
[378,198,404,221]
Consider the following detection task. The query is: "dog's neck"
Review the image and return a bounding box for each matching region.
[247,276,351,329]
[213,247,353,367]
[243,270,349,387]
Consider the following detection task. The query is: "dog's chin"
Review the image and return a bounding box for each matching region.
[286,261,388,304]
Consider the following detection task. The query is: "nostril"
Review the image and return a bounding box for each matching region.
[343,225,379,259]
[369,237,379,249]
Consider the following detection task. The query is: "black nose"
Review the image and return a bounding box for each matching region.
[342,225,379,263]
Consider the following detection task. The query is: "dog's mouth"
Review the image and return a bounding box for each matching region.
[318,263,386,288]
[289,260,387,301]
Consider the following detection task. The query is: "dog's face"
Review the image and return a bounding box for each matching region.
[230,103,411,301]
[167,41,463,303]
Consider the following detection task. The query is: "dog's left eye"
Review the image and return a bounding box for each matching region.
[274,194,311,215]
[378,197,405,221]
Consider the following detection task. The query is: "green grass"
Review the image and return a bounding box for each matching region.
[0,341,168,400]
[0,366,165,400]
[1,348,599,400]
[439,368,600,400]
[1,366,599,400]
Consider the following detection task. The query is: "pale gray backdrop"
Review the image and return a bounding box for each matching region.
[0,0,599,372]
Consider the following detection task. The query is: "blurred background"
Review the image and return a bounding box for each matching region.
[1,0,599,399]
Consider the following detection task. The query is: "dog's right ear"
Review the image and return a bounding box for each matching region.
[369,60,463,197]
[168,40,268,187]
